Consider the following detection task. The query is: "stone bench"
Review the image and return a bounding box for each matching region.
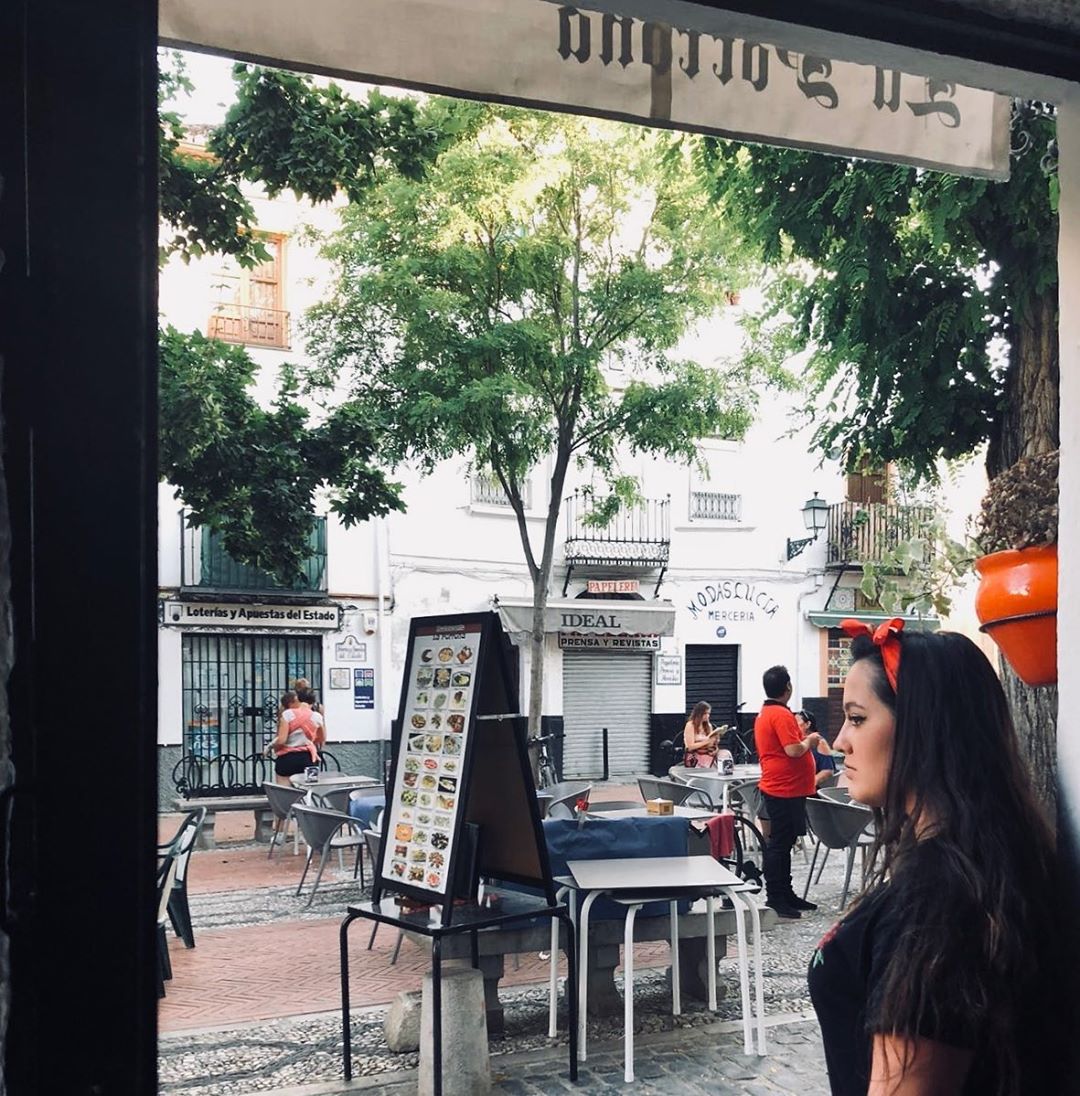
[172,794,276,849]
[409,893,776,1033]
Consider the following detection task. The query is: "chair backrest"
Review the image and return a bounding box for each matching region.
[546,784,592,819]
[263,781,307,820]
[161,807,206,885]
[349,783,386,800]
[362,829,382,874]
[727,779,763,819]
[819,785,852,804]
[291,803,355,848]
[637,777,707,807]
[816,771,839,791]
[156,855,178,923]
[805,796,873,849]
[313,787,357,814]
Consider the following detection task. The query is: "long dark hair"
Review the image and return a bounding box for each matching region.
[688,701,711,728]
[850,630,1057,1093]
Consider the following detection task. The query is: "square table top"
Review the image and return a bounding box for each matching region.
[566,856,743,891]
[584,806,716,821]
[289,772,377,790]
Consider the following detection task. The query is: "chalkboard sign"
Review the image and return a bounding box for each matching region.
[374,612,554,925]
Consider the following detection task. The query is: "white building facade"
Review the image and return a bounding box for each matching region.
[156,133,939,803]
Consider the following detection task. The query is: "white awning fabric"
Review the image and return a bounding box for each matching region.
[495,595,675,638]
[160,0,1010,180]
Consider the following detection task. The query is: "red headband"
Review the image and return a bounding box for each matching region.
[839,617,904,692]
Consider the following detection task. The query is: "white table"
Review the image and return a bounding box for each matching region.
[584,805,717,821]
[289,772,378,792]
[564,856,766,1081]
[672,764,762,809]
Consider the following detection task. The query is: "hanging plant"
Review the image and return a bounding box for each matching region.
[974,450,1058,687]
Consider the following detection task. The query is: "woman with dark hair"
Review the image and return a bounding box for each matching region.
[795,709,838,789]
[683,700,719,768]
[808,619,1063,1095]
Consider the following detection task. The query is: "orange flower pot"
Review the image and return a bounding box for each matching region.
[974,545,1057,687]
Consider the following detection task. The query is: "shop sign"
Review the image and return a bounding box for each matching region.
[684,580,780,624]
[586,579,640,595]
[160,599,341,630]
[655,654,683,685]
[335,635,368,661]
[353,667,376,710]
[559,633,660,651]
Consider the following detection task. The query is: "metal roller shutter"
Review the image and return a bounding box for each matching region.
[684,645,739,728]
[562,651,652,779]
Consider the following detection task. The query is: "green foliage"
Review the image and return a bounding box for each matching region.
[159,327,403,581]
[696,105,1058,481]
[976,448,1058,552]
[158,52,460,268]
[304,106,763,578]
[858,516,979,618]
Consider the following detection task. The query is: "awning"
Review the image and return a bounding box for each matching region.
[160,0,1009,180]
[495,595,675,637]
[807,611,939,632]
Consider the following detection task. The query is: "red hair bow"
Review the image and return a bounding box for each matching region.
[839,617,904,692]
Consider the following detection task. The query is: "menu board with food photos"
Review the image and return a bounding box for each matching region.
[374,611,555,923]
[377,614,486,907]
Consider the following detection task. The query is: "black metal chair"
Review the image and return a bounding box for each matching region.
[156,852,179,998]
[362,828,404,963]
[158,806,206,949]
[636,776,711,808]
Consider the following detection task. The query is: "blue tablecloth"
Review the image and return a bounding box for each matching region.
[347,794,386,830]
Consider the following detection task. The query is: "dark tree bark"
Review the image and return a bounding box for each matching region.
[986,281,1059,823]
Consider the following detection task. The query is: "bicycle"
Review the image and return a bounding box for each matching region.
[528,731,564,789]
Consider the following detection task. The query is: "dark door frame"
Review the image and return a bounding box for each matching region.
[2,1,1077,1092]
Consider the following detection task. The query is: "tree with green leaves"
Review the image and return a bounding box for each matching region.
[303,107,767,736]
[697,103,1059,808]
[158,57,465,577]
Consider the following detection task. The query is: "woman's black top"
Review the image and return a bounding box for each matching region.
[807,839,1062,1096]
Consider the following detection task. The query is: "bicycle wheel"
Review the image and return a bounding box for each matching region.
[724,810,766,891]
[538,760,559,789]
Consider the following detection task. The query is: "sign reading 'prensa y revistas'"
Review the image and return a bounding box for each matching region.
[160,0,1010,180]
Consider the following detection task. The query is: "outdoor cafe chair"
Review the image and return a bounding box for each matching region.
[637,776,711,809]
[818,785,852,804]
[538,781,591,820]
[727,778,764,822]
[361,828,404,964]
[802,797,876,909]
[158,806,206,949]
[263,781,307,858]
[291,803,366,907]
[156,852,178,998]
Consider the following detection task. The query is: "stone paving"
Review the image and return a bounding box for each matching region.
[160,794,854,1095]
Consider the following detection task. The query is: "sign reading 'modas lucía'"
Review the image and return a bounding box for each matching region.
[686,581,780,624]
[160,0,1009,180]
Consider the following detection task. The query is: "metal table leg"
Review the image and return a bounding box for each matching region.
[339,912,357,1080]
[623,902,642,1084]
[432,935,443,1096]
[706,894,717,1011]
[669,900,681,1016]
[577,890,602,1062]
[562,911,579,1082]
[727,890,754,1055]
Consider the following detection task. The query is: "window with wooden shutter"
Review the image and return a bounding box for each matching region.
[208,234,290,349]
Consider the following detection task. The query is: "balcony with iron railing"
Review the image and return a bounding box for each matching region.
[688,489,742,522]
[825,501,935,569]
[563,490,671,568]
[180,512,328,597]
[471,471,532,509]
[208,303,291,349]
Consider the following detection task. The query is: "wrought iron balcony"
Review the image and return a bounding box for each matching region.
[826,501,935,569]
[563,491,671,568]
[208,303,291,349]
[180,513,328,596]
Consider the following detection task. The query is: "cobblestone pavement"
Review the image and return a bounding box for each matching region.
[160,791,852,1095]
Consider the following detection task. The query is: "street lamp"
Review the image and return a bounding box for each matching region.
[786,492,829,561]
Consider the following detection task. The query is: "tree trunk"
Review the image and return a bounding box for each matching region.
[529,582,547,742]
[985,282,1059,823]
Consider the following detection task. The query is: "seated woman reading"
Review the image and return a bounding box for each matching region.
[682,701,719,769]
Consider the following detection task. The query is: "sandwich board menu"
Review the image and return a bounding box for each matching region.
[374,611,555,925]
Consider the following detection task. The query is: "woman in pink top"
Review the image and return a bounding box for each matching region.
[271,688,325,786]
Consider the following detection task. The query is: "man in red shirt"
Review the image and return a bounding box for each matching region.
[754,665,821,918]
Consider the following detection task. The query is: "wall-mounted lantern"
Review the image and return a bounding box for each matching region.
[786,492,829,560]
